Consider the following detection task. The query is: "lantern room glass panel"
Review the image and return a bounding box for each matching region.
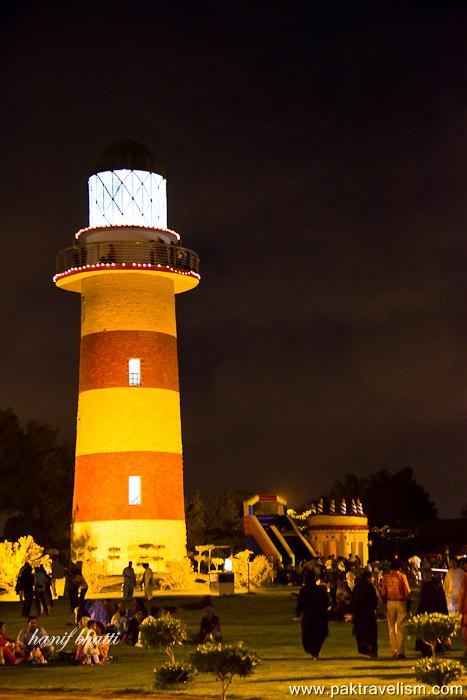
[88,169,167,228]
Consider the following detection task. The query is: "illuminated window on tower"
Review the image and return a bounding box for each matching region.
[128,476,141,505]
[128,358,141,386]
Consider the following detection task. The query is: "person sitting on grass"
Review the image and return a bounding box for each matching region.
[94,620,110,663]
[195,606,222,643]
[17,615,54,663]
[110,603,128,639]
[130,597,148,618]
[0,622,26,665]
[125,609,145,646]
[82,621,101,665]
[145,605,160,623]
[89,600,110,627]
[76,620,101,665]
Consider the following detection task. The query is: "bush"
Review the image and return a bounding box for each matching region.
[191,641,259,700]
[406,613,460,657]
[0,536,51,592]
[139,611,188,663]
[414,657,463,687]
[249,554,273,588]
[81,558,108,594]
[161,558,196,591]
[232,550,272,590]
[154,660,195,688]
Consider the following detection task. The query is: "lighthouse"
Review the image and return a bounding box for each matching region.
[54,139,200,567]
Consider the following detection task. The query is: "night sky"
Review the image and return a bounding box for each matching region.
[1,3,465,517]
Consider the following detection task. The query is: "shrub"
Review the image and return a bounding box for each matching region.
[81,558,108,594]
[249,554,273,588]
[0,536,51,592]
[406,613,459,658]
[139,611,188,664]
[191,641,259,700]
[154,660,195,688]
[414,657,463,687]
[232,550,272,590]
[161,558,196,591]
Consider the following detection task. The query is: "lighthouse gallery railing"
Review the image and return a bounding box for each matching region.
[56,240,200,276]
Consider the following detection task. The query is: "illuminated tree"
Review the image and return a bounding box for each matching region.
[0,536,51,592]
[161,558,196,591]
[232,550,272,590]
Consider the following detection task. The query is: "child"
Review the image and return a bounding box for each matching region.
[77,620,101,665]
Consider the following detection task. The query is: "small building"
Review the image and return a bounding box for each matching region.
[307,498,369,563]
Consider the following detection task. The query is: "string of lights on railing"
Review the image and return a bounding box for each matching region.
[53,261,201,284]
[75,224,181,240]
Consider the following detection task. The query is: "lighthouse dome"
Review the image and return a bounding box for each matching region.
[87,139,167,229]
[89,139,166,178]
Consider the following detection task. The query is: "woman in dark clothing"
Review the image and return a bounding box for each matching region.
[15,564,34,617]
[295,571,330,659]
[352,571,379,658]
[67,568,80,614]
[415,575,449,657]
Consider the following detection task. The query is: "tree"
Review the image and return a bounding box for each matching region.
[161,558,196,590]
[326,467,437,529]
[232,551,272,590]
[185,491,207,549]
[185,489,251,550]
[0,536,51,592]
[407,613,462,688]
[413,657,463,688]
[205,489,250,547]
[406,613,459,658]
[327,473,368,505]
[0,407,74,549]
[140,612,193,690]
[139,612,188,664]
[365,468,437,528]
[191,642,259,700]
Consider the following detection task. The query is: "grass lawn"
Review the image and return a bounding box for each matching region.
[0,588,464,699]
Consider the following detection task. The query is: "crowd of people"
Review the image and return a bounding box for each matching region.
[1,557,222,667]
[0,594,222,667]
[293,554,467,661]
[2,553,466,667]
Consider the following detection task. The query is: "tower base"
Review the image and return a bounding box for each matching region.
[72,519,187,572]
